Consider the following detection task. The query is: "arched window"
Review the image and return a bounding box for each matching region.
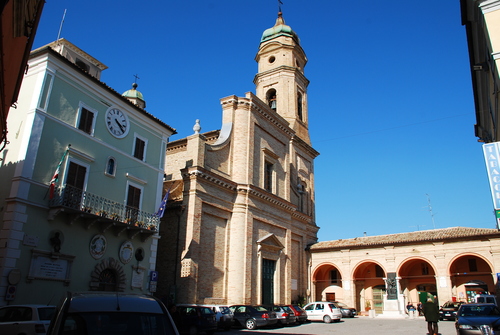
[106,157,116,176]
[266,89,277,111]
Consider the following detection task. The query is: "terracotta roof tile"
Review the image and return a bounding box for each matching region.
[309,227,500,251]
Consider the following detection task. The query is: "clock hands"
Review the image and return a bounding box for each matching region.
[115,119,125,132]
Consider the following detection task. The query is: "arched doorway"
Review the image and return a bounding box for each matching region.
[398,258,437,306]
[90,257,126,291]
[449,255,494,303]
[312,264,343,302]
[352,262,386,314]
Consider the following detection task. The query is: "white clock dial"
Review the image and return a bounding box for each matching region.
[105,108,129,138]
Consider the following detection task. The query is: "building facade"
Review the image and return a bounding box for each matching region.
[156,13,319,306]
[0,39,175,305]
[461,0,500,144]
[309,227,500,316]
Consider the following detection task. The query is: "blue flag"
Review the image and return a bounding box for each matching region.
[155,188,170,218]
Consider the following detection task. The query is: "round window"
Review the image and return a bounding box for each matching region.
[269,56,276,63]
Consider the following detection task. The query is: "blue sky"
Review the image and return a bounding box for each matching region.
[32,0,495,241]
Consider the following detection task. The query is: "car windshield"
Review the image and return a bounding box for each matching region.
[61,312,177,335]
[336,302,347,308]
[254,306,269,312]
[443,302,461,308]
[459,305,500,317]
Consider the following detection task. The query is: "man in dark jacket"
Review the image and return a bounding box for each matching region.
[423,297,439,335]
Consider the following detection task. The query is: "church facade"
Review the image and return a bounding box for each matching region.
[156,13,319,306]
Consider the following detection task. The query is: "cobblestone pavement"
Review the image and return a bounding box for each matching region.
[221,316,457,335]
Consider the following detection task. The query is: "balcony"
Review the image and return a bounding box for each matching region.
[48,184,159,241]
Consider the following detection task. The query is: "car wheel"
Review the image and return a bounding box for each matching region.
[188,325,198,335]
[323,315,332,323]
[245,318,257,330]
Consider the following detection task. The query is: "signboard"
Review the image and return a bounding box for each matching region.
[483,143,500,229]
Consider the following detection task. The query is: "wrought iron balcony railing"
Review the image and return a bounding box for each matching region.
[48,184,159,230]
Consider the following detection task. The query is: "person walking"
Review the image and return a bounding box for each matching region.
[423,297,439,335]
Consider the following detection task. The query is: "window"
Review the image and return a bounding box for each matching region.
[105,157,116,176]
[75,58,90,73]
[78,107,95,135]
[127,185,141,209]
[375,265,384,278]
[297,91,303,121]
[421,263,429,275]
[64,161,87,209]
[133,136,147,161]
[330,269,339,284]
[38,72,54,110]
[66,161,87,190]
[264,161,273,192]
[468,258,478,272]
[266,88,277,111]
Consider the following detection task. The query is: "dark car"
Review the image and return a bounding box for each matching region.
[455,303,500,334]
[175,305,217,335]
[47,292,179,335]
[229,305,278,330]
[333,301,357,318]
[0,304,56,335]
[263,306,295,326]
[439,301,464,321]
[285,304,308,324]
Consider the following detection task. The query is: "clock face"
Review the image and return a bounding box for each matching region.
[105,108,129,138]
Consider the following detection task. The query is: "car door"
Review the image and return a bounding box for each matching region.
[232,306,250,326]
[304,303,322,321]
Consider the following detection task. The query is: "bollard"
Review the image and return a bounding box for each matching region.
[369,309,376,318]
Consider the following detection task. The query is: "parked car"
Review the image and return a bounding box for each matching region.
[0,304,55,335]
[175,305,217,335]
[333,301,357,318]
[204,305,233,330]
[263,306,295,326]
[229,305,278,330]
[285,304,308,324]
[439,301,464,321]
[303,302,342,323]
[47,292,179,335]
[475,294,498,305]
[455,303,500,335]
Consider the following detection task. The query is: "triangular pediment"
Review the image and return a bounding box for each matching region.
[257,233,284,250]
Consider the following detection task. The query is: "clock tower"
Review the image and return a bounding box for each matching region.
[254,12,311,144]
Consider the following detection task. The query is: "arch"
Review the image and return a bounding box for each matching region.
[448,253,495,303]
[352,260,386,314]
[266,89,277,111]
[89,257,126,291]
[312,262,343,302]
[397,257,437,307]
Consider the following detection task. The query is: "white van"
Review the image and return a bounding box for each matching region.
[475,294,497,305]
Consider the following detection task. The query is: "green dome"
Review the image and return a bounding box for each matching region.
[261,13,299,43]
[122,83,144,101]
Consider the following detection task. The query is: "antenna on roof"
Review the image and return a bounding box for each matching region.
[425,193,436,229]
[56,9,67,42]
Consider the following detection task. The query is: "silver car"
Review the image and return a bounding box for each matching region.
[0,304,55,335]
[303,302,342,323]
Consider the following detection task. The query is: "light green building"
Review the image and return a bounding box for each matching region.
[0,39,175,305]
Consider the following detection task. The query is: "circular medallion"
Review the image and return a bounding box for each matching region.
[119,241,134,264]
[90,234,107,259]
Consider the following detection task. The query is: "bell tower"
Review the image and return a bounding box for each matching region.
[254,12,310,144]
